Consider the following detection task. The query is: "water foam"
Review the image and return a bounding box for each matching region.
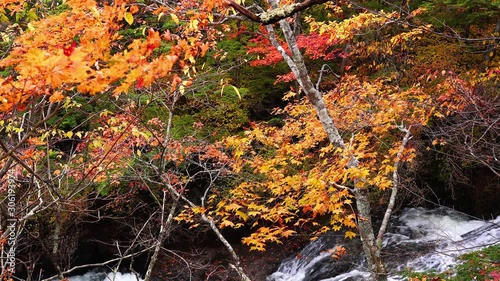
[268,207,500,281]
[401,208,500,274]
[67,271,143,281]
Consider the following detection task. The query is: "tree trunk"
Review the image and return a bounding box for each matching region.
[354,188,386,281]
[144,108,178,281]
[144,191,179,281]
[163,184,252,281]
[264,0,387,278]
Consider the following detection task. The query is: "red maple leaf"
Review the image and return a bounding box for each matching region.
[489,270,500,281]
[136,77,144,89]
[63,41,77,57]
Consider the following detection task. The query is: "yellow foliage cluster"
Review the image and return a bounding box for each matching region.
[307,12,393,43]
[218,74,435,250]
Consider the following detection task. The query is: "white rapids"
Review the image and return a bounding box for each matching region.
[267,207,500,281]
[65,271,143,281]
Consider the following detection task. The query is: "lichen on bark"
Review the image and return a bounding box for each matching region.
[259,4,297,24]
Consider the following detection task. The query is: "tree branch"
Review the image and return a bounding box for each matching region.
[376,125,412,246]
[40,246,154,281]
[224,0,329,24]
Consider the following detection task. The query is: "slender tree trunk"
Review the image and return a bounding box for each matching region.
[200,214,251,281]
[292,0,302,36]
[377,127,412,245]
[164,184,251,281]
[265,19,344,147]
[264,1,386,278]
[52,205,61,256]
[144,190,179,281]
[144,106,178,281]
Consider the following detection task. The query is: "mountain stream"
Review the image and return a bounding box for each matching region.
[267,207,500,281]
[65,207,500,281]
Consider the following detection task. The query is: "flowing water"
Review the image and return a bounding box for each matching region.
[63,207,499,281]
[267,207,500,281]
[66,270,143,281]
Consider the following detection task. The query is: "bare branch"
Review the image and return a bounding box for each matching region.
[225,0,329,25]
[376,125,412,246]
[40,246,154,281]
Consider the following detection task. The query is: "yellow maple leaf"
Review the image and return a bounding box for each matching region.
[220,219,235,228]
[345,231,356,239]
[236,210,249,221]
[225,202,242,212]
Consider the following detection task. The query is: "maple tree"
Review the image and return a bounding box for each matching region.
[0,0,256,277]
[0,0,227,278]
[227,0,497,277]
[0,79,247,279]
[0,0,498,280]
[216,2,435,279]
[219,73,434,270]
[0,0,230,111]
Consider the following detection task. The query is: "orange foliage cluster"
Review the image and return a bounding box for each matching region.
[69,108,231,191]
[216,74,436,250]
[0,0,223,112]
[0,0,492,263]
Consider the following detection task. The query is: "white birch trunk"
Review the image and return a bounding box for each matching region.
[264,1,387,278]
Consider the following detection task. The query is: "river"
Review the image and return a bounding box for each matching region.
[267,207,500,281]
[65,207,499,281]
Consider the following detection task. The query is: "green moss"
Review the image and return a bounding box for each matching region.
[46,3,70,15]
[455,245,500,281]
[161,18,178,31]
[194,87,249,139]
[403,245,500,281]
[171,114,196,139]
[0,66,13,78]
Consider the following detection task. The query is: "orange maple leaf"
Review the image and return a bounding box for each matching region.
[49,91,64,103]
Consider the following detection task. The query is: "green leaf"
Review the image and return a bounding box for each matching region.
[229,85,241,100]
[221,84,241,100]
[124,12,134,25]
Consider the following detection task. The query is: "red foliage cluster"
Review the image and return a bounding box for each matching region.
[296,33,341,60]
[247,27,342,67]
[247,29,287,66]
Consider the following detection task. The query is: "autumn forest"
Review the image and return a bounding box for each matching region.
[0,0,499,280]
